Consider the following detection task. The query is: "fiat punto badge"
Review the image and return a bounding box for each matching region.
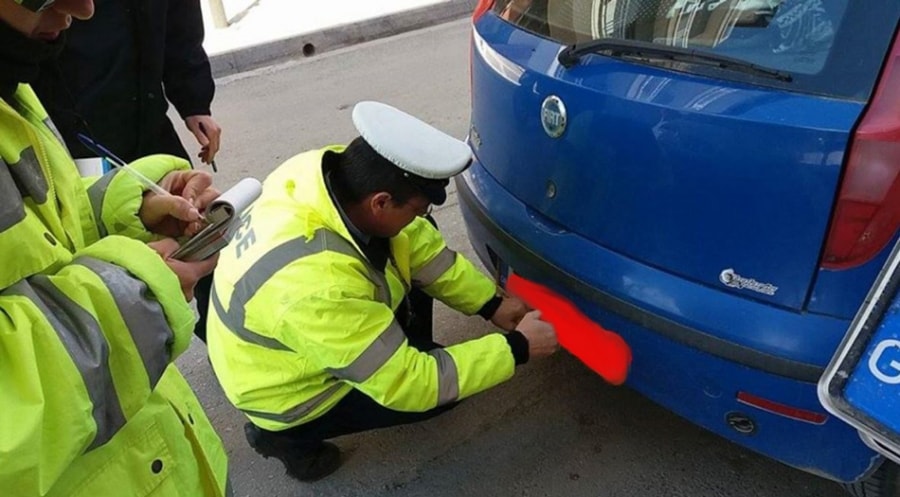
[541,95,567,138]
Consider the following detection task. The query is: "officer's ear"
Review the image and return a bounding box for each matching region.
[369,192,394,217]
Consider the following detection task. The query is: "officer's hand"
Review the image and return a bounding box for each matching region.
[490,295,530,331]
[148,238,218,301]
[185,115,222,164]
[139,169,220,238]
[515,310,558,360]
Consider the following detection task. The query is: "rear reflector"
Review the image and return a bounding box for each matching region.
[822,29,900,269]
[737,391,828,425]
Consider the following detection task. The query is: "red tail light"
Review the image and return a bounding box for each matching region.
[822,31,900,270]
[473,0,495,22]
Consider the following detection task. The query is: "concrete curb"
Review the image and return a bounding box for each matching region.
[209,0,477,77]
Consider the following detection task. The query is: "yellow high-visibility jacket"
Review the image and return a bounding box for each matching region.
[207,146,517,431]
[0,85,229,496]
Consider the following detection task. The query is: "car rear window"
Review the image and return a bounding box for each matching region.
[492,0,900,100]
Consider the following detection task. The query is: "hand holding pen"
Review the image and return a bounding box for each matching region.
[144,169,219,237]
[77,134,218,238]
[185,115,221,172]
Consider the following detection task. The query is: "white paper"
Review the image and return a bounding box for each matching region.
[170,177,263,261]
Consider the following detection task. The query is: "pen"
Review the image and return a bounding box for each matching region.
[76,133,171,197]
[198,122,218,172]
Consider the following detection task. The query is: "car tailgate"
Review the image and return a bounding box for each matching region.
[471,19,866,311]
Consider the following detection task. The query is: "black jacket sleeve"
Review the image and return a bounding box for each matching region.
[163,0,215,119]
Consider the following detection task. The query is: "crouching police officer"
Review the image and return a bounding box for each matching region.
[0,0,230,495]
[207,101,559,482]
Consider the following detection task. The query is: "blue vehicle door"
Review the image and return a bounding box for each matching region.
[819,239,900,464]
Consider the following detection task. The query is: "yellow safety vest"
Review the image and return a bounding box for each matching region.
[0,84,229,496]
[207,146,516,431]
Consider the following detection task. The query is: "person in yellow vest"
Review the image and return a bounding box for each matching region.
[0,1,230,495]
[207,101,559,482]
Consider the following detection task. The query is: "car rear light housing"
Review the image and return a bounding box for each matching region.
[473,0,495,22]
[822,30,900,270]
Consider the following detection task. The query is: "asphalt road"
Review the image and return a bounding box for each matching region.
[174,19,848,497]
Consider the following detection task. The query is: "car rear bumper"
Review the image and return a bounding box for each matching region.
[456,160,881,482]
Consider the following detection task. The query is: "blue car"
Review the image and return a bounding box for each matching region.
[458,0,900,493]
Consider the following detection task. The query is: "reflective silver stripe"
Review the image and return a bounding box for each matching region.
[8,146,48,204]
[215,229,391,350]
[86,170,120,238]
[210,285,292,351]
[428,348,460,405]
[74,257,173,388]
[241,383,344,423]
[42,117,70,155]
[0,159,26,231]
[326,319,405,383]
[4,278,126,450]
[412,247,457,288]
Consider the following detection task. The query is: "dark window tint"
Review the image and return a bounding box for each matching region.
[493,0,900,99]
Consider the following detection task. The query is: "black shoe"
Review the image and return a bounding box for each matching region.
[244,423,342,482]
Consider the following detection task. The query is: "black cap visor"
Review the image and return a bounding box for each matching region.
[407,177,449,206]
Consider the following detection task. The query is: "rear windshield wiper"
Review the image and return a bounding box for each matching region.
[558,39,793,82]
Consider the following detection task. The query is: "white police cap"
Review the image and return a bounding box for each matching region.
[352,101,472,181]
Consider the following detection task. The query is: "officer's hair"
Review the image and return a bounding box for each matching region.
[330,137,421,206]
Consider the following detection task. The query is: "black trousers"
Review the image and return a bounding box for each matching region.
[193,274,213,342]
[256,288,458,449]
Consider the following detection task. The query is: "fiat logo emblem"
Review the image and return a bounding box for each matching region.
[541,95,567,138]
